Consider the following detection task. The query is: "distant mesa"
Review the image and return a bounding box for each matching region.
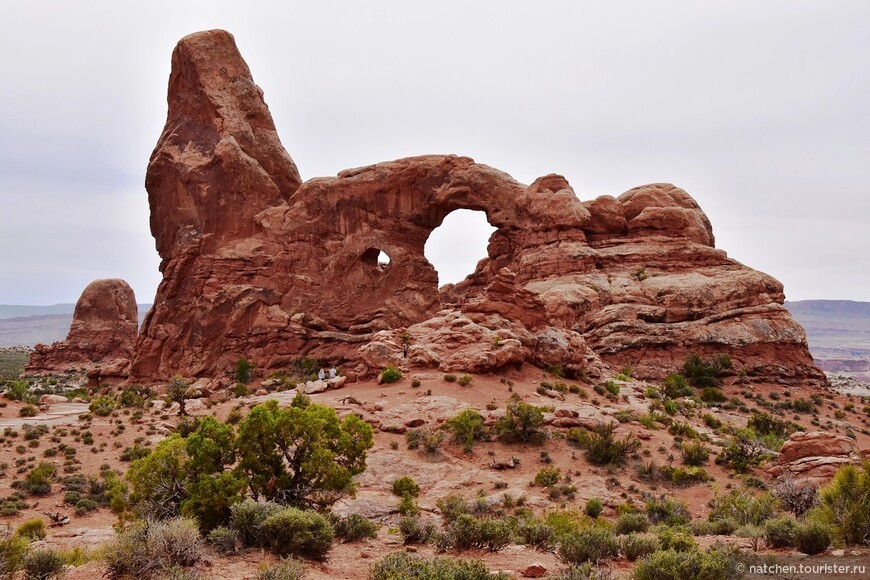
[29,30,826,388]
[25,279,138,381]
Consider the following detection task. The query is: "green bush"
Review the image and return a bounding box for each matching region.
[763,516,796,548]
[379,366,402,384]
[717,428,770,472]
[793,521,831,555]
[582,424,640,466]
[371,552,510,580]
[457,374,473,387]
[15,518,46,541]
[621,533,660,561]
[551,563,615,580]
[656,527,697,552]
[707,490,776,526]
[661,374,693,399]
[103,518,203,578]
[406,427,443,454]
[535,467,561,488]
[88,396,115,416]
[261,507,334,560]
[518,520,555,550]
[443,374,457,383]
[700,388,727,404]
[445,409,487,452]
[332,513,378,541]
[23,462,56,496]
[585,497,603,518]
[23,548,65,579]
[235,359,253,384]
[398,516,435,545]
[442,514,513,552]
[256,558,305,580]
[0,532,29,579]
[632,547,736,580]
[207,526,239,555]
[18,405,37,417]
[645,496,691,526]
[229,499,283,547]
[558,527,619,564]
[494,396,546,443]
[680,441,710,466]
[682,353,731,388]
[392,476,420,498]
[614,512,649,535]
[812,461,870,545]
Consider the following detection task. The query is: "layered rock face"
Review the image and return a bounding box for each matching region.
[130,29,825,387]
[26,279,138,380]
[768,431,861,488]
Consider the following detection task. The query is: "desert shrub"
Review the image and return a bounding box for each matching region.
[717,429,771,472]
[398,516,435,545]
[701,413,723,429]
[406,427,443,454]
[658,466,712,487]
[88,396,115,416]
[3,380,30,401]
[792,398,813,413]
[699,388,727,404]
[763,516,796,548]
[656,527,697,552]
[235,359,253,384]
[708,490,776,527]
[494,396,546,443]
[661,374,693,399]
[23,462,56,496]
[518,520,555,550]
[810,461,870,545]
[585,497,603,518]
[558,527,619,564]
[682,353,731,388]
[680,441,710,466]
[632,547,736,580]
[18,405,37,418]
[236,397,373,510]
[229,500,284,547]
[457,374,473,387]
[397,494,420,517]
[645,496,691,526]
[551,563,615,580]
[435,493,472,522]
[207,525,239,555]
[0,532,29,579]
[443,374,457,383]
[614,512,649,535]
[602,381,620,396]
[445,409,487,452]
[621,533,660,561]
[23,548,65,579]
[120,443,151,462]
[379,366,402,384]
[793,521,831,555]
[535,467,561,488]
[261,507,334,560]
[747,412,799,440]
[391,476,420,498]
[773,477,819,516]
[256,558,305,580]
[332,513,378,541]
[442,514,513,552]
[15,519,46,541]
[583,424,640,466]
[103,518,203,578]
[371,552,510,580]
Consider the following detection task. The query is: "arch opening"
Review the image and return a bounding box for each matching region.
[362,247,391,272]
[424,209,496,288]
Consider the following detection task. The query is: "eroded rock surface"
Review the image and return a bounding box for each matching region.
[128,29,825,387]
[26,279,138,380]
[768,431,861,488]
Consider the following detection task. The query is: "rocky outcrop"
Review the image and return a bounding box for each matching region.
[26,279,138,380]
[768,431,861,488]
[128,29,825,387]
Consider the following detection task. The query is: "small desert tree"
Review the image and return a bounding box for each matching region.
[166,375,194,416]
[235,394,374,509]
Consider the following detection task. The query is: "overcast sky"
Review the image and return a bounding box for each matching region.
[1,1,868,305]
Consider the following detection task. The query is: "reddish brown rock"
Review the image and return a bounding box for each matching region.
[128,29,826,389]
[768,431,861,488]
[26,279,138,380]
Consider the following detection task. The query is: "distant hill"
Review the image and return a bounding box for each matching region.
[0,304,151,347]
[785,299,870,378]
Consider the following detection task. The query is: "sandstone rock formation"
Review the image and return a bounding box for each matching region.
[128,29,825,387]
[768,431,861,488]
[26,279,138,380]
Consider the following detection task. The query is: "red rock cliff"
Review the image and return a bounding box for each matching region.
[129,29,825,387]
